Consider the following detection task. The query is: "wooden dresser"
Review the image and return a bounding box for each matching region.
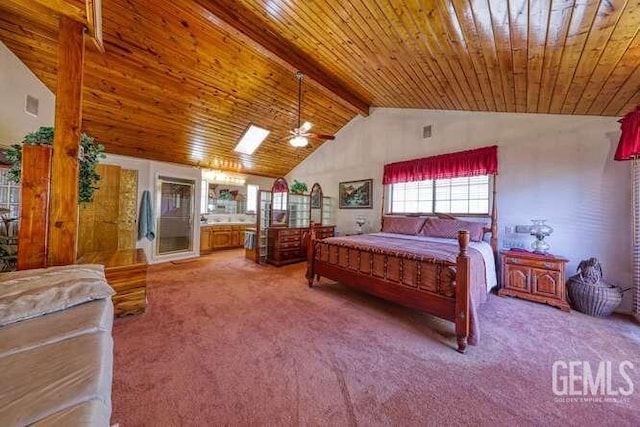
[268,225,334,266]
[498,250,570,311]
[78,248,148,316]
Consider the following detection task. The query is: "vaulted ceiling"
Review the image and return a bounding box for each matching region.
[1,0,639,177]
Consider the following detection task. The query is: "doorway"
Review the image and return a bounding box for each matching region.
[157,176,195,255]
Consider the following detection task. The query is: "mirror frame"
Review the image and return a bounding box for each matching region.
[270,177,289,228]
[309,182,323,225]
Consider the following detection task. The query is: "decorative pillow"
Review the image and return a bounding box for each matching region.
[419,218,486,242]
[0,264,114,327]
[381,216,426,235]
[434,212,457,220]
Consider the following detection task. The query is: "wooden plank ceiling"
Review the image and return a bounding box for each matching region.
[1,0,639,177]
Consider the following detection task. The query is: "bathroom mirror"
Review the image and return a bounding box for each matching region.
[270,177,289,227]
[309,183,323,225]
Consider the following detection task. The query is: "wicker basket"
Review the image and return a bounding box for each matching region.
[567,277,623,317]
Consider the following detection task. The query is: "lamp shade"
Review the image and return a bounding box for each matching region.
[615,106,640,161]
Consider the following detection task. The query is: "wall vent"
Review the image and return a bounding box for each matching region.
[25,95,39,117]
[423,125,432,138]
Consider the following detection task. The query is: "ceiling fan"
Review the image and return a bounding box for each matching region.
[286,71,335,148]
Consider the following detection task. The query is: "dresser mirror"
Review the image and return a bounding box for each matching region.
[270,177,289,227]
[310,183,323,225]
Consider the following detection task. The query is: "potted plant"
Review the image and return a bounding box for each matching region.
[6,126,106,204]
[290,179,308,195]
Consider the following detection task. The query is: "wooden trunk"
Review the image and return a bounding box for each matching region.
[78,248,148,316]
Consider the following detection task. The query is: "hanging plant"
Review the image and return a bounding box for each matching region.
[6,126,106,204]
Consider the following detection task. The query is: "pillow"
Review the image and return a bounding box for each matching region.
[419,218,486,242]
[0,264,114,327]
[434,212,457,220]
[381,216,426,235]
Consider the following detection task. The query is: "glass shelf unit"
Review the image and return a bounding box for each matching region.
[288,194,310,228]
[0,168,19,221]
[257,190,271,264]
[322,196,334,226]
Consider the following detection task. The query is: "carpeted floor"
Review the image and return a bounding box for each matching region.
[112,250,639,426]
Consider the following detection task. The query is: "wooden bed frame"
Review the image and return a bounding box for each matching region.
[305,179,497,354]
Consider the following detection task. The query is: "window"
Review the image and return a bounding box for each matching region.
[246,184,258,213]
[389,175,490,215]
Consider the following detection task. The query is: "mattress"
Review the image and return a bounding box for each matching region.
[0,299,113,427]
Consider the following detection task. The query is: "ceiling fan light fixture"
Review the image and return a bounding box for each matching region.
[289,136,309,147]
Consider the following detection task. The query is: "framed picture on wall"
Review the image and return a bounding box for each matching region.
[339,179,373,209]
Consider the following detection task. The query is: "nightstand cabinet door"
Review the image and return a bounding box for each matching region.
[504,264,530,293]
[532,269,562,299]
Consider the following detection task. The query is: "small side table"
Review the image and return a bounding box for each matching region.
[498,250,570,311]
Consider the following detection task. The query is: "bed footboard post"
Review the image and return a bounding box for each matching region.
[455,230,471,354]
[305,228,317,287]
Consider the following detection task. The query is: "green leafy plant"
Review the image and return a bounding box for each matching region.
[6,126,106,204]
[290,179,308,195]
[218,190,234,201]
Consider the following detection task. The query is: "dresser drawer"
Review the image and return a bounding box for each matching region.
[277,240,302,250]
[277,248,304,261]
[279,229,302,237]
[279,234,301,243]
[503,256,562,271]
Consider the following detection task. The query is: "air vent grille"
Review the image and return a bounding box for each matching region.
[25,95,39,117]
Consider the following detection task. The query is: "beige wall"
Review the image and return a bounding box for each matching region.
[0,41,55,147]
[287,108,633,312]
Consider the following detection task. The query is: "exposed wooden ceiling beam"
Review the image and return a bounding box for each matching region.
[194,0,370,117]
[23,0,104,51]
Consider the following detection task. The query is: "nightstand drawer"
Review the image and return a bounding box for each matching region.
[504,256,562,271]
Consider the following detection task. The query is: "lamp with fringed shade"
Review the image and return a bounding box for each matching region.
[614,106,640,320]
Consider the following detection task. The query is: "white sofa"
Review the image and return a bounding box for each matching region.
[0,265,114,426]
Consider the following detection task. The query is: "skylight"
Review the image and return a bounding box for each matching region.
[234,125,270,155]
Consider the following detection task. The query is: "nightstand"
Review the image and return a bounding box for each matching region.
[498,250,570,311]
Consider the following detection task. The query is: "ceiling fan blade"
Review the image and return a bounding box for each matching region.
[299,121,313,133]
[302,133,336,140]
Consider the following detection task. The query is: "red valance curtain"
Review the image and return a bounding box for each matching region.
[383,145,498,185]
[614,106,640,160]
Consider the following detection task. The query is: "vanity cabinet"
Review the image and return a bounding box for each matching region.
[200,224,248,254]
[200,227,213,253]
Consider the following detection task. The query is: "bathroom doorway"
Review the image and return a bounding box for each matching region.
[156,176,195,255]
